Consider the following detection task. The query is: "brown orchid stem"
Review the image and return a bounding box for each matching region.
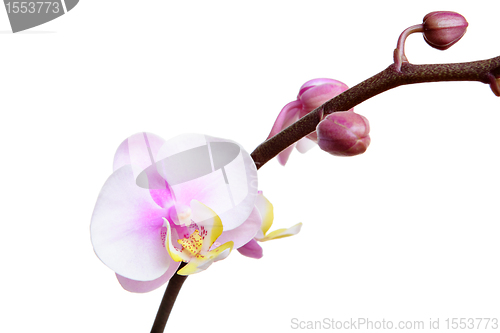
[151,263,187,333]
[251,56,500,170]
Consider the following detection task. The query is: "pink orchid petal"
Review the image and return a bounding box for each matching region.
[237,239,263,259]
[295,137,316,154]
[116,259,180,293]
[215,206,261,249]
[155,134,258,231]
[277,143,296,166]
[90,164,171,281]
[298,78,343,97]
[300,82,349,116]
[148,187,174,209]
[267,100,302,139]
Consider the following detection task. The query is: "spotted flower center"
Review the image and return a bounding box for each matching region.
[177,229,204,257]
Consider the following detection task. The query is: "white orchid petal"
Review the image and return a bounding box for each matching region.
[90,165,171,281]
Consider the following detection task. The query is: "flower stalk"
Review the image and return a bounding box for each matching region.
[150,55,500,332]
[151,264,188,333]
[148,54,500,332]
[393,24,424,71]
[393,12,468,72]
[251,56,500,170]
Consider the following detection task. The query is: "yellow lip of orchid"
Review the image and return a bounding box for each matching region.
[178,240,234,275]
[164,200,234,275]
[237,192,302,260]
[259,223,303,242]
[254,193,302,242]
[255,191,274,237]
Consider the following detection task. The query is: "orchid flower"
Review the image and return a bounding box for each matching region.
[237,192,302,259]
[91,132,261,292]
[267,78,352,165]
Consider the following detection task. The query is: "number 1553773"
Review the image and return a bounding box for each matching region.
[5,2,60,14]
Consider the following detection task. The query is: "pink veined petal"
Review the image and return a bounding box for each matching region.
[116,259,181,293]
[90,164,171,281]
[215,206,261,249]
[237,239,263,259]
[295,137,316,154]
[267,100,302,139]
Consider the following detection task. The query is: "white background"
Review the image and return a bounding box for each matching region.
[1,1,499,332]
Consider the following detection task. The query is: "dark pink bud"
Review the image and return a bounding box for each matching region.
[316,111,370,157]
[423,11,468,50]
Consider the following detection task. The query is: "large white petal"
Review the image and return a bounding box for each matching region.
[91,165,171,281]
[116,259,180,293]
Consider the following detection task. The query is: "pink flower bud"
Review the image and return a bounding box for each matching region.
[423,11,468,50]
[316,111,370,157]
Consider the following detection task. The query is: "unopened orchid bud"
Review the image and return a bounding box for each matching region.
[316,111,370,157]
[423,11,468,50]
